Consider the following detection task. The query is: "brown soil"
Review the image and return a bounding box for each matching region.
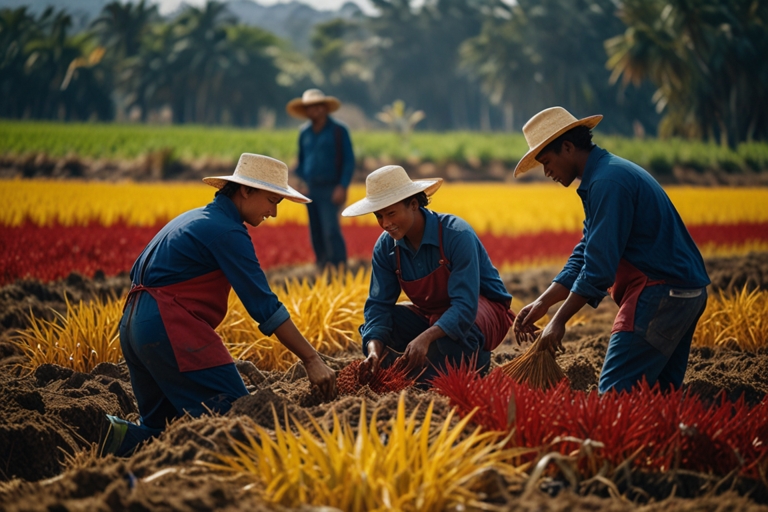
[1,254,767,510]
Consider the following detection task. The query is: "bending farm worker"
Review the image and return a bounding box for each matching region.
[103,153,337,457]
[513,107,710,394]
[287,88,355,269]
[343,165,534,386]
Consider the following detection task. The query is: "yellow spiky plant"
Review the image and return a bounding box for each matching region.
[204,393,527,511]
[693,285,768,351]
[219,267,369,370]
[12,295,123,373]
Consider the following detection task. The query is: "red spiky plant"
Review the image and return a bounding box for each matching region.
[337,357,416,395]
[430,359,768,482]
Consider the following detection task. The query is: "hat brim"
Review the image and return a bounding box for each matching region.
[202,175,311,204]
[286,97,342,119]
[341,179,443,217]
[513,115,603,177]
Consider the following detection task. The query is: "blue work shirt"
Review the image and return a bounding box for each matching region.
[361,208,512,346]
[131,194,290,335]
[554,146,710,307]
[294,117,355,188]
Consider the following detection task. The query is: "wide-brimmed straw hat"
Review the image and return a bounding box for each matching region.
[514,107,603,177]
[341,165,442,217]
[203,153,310,204]
[286,89,342,119]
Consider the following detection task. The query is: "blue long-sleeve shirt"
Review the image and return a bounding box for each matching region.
[361,208,512,346]
[554,146,710,307]
[131,194,290,335]
[294,116,355,188]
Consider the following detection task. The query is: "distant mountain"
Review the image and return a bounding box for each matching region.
[221,1,362,51]
[0,0,364,51]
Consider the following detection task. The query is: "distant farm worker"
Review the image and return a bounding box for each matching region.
[287,88,355,269]
[103,153,337,457]
[513,107,710,394]
[342,165,535,385]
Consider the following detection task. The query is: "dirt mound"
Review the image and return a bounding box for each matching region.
[705,252,768,291]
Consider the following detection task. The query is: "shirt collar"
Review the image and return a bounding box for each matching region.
[394,208,439,254]
[577,145,608,194]
[212,193,243,223]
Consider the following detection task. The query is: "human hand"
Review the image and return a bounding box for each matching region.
[304,354,338,401]
[360,339,384,378]
[514,300,548,344]
[331,185,347,206]
[402,334,432,374]
[536,320,566,357]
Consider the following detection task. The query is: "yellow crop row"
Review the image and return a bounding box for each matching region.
[3,179,768,235]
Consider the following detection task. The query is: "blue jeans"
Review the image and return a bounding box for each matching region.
[114,293,248,456]
[363,305,491,387]
[307,185,347,267]
[599,285,708,394]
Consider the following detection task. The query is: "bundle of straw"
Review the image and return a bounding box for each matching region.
[499,337,567,390]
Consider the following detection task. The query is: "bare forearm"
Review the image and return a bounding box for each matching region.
[273,318,321,363]
[538,281,571,309]
[551,292,589,326]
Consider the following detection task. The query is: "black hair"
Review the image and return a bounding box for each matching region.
[215,181,255,198]
[401,191,429,208]
[538,125,594,156]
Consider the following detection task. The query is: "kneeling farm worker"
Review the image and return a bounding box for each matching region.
[103,153,337,457]
[343,165,533,385]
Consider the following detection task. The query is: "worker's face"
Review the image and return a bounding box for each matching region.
[304,103,328,123]
[536,141,580,187]
[241,188,283,227]
[374,199,419,241]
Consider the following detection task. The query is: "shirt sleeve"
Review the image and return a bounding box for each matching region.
[208,228,289,336]
[294,131,306,182]
[553,226,586,290]
[571,178,634,305]
[360,236,402,352]
[434,227,480,341]
[340,126,355,188]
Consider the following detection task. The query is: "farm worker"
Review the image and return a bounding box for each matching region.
[287,88,355,269]
[513,107,710,394]
[342,165,534,385]
[103,153,337,457]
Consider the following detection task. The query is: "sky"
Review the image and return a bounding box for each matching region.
[155,0,378,15]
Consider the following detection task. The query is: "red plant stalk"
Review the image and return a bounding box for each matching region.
[337,357,415,395]
[431,361,768,481]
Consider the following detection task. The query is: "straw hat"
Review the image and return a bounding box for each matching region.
[341,165,442,217]
[286,89,341,119]
[514,107,603,177]
[203,153,310,204]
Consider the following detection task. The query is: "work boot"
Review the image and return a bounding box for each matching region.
[101,414,129,456]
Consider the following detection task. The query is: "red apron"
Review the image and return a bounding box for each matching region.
[395,221,514,351]
[124,270,234,372]
[609,258,665,334]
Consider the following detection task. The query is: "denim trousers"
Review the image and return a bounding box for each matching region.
[599,285,708,394]
[114,293,248,456]
[307,185,347,267]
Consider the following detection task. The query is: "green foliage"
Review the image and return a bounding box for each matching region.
[3,121,766,173]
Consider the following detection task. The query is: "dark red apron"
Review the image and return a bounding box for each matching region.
[124,269,234,372]
[609,258,665,334]
[395,221,514,351]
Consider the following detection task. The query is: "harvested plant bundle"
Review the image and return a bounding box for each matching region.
[337,357,415,395]
[12,294,123,373]
[204,393,527,510]
[220,267,369,371]
[500,337,567,390]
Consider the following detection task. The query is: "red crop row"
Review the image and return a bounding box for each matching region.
[2,222,767,285]
[430,361,768,481]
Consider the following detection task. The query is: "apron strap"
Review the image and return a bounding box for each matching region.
[395,218,449,277]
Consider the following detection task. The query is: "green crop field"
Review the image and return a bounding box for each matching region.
[2,120,767,173]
